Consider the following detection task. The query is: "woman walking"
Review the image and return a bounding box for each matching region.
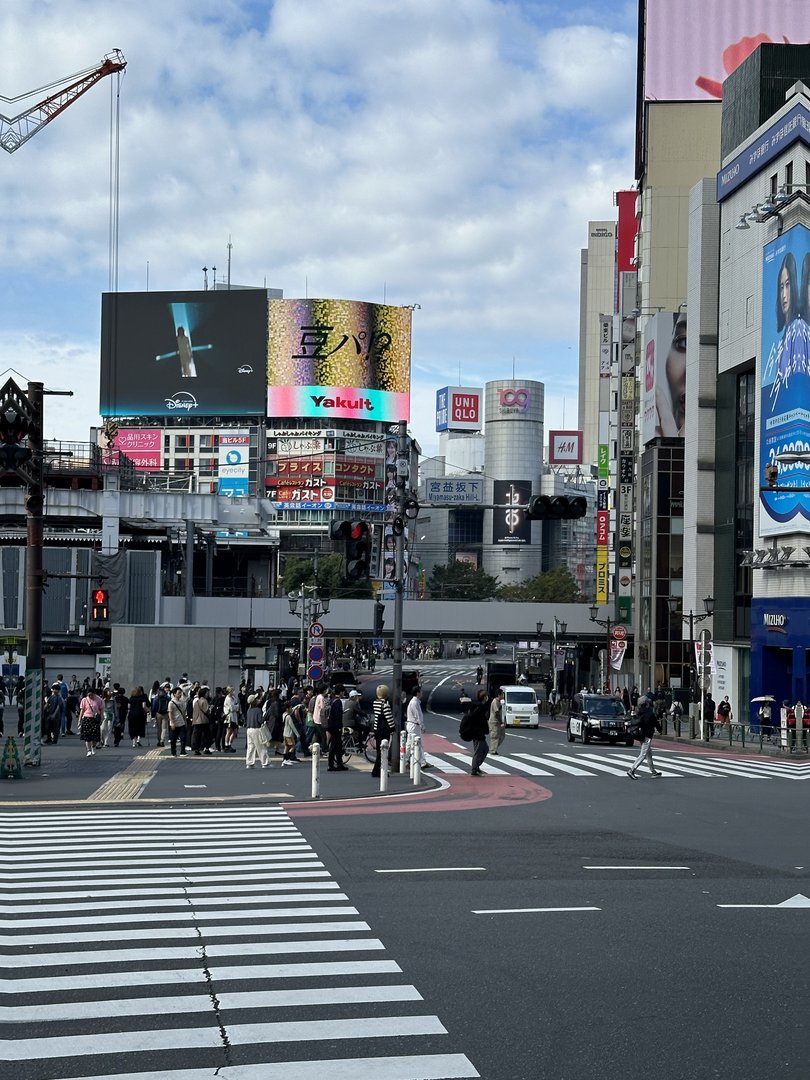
[127,686,149,747]
[78,686,104,757]
[99,689,115,747]
[371,684,395,778]
[191,686,212,755]
[168,687,188,756]
[223,686,240,752]
[245,692,270,769]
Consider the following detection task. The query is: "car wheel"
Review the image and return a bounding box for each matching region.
[582,727,591,744]
[566,723,575,743]
[625,737,634,747]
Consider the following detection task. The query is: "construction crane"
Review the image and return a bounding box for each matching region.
[0,49,126,153]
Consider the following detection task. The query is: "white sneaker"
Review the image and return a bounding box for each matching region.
[86,751,92,757]
[281,759,292,767]
[90,749,95,756]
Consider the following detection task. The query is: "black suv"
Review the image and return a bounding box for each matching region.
[567,693,632,746]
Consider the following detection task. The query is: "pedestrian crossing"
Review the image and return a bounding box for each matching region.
[0,806,479,1080]
[423,746,810,780]
[371,665,480,686]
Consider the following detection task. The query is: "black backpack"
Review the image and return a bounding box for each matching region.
[458,713,475,742]
[156,691,170,713]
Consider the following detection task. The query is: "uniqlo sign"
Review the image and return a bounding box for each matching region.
[436,386,482,432]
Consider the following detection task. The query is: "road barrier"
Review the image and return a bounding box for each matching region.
[310,742,320,800]
[379,738,389,792]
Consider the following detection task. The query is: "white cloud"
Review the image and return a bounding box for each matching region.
[1,0,636,461]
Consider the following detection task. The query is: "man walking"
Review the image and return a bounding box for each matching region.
[488,688,505,754]
[405,685,431,770]
[627,696,662,779]
[327,684,348,772]
[469,688,490,776]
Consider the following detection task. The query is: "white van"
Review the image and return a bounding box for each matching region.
[500,685,539,728]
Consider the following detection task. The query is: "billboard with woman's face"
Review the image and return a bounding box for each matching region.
[641,312,687,445]
[760,224,810,536]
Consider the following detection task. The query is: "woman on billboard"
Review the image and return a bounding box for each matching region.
[654,311,687,438]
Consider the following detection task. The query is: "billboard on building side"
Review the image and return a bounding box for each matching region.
[218,432,250,496]
[548,431,583,465]
[641,311,686,445]
[492,480,532,546]
[267,299,411,423]
[435,386,482,432]
[760,224,810,536]
[643,1,810,102]
[100,290,268,417]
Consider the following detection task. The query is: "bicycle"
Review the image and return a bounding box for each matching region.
[341,724,377,763]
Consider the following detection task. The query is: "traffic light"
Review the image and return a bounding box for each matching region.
[525,495,588,520]
[0,394,34,473]
[374,600,385,636]
[331,520,371,579]
[90,588,109,621]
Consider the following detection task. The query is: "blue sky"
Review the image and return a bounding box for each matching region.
[1,0,638,461]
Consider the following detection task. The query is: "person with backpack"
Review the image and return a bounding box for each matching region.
[465,688,490,776]
[43,685,64,745]
[627,696,663,779]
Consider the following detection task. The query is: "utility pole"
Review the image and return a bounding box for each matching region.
[391,419,408,766]
[24,382,44,767]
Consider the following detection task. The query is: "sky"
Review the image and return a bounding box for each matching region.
[1,0,638,465]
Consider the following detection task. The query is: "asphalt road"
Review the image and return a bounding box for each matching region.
[3,659,810,1079]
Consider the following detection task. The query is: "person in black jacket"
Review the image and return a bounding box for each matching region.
[627,697,663,779]
[327,684,348,771]
[469,688,490,776]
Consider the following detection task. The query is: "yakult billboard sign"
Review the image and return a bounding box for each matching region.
[435,386,482,432]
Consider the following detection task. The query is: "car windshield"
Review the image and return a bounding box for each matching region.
[583,697,626,717]
[507,692,536,704]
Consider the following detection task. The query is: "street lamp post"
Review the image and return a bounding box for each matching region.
[288,584,330,685]
[667,595,714,703]
[589,604,613,693]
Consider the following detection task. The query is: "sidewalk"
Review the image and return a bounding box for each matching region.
[0,733,435,807]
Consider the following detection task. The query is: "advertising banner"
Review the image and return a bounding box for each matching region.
[642,312,686,445]
[760,224,810,536]
[100,290,267,417]
[492,480,532,545]
[217,432,250,496]
[644,2,810,102]
[548,431,583,465]
[267,299,411,423]
[107,428,162,471]
[435,386,482,432]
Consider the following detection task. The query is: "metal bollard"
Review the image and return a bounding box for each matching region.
[413,735,421,785]
[380,738,389,792]
[399,730,407,774]
[311,742,321,800]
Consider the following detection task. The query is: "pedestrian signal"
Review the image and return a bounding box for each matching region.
[91,588,109,621]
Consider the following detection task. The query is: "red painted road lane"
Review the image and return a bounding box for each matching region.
[287,774,553,818]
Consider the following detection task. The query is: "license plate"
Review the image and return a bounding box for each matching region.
[513,718,521,726]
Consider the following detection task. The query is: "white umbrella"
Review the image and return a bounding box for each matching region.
[751,695,775,703]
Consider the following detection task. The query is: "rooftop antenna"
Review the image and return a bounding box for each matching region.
[305,276,308,298]
[227,236,232,290]
[146,261,149,291]
[202,266,208,291]
[212,265,217,290]
[512,355,516,379]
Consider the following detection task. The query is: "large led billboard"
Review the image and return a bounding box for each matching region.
[760,224,810,537]
[641,311,686,445]
[492,480,532,546]
[644,1,809,102]
[100,291,268,417]
[267,299,411,423]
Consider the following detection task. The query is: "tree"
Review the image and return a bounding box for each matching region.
[496,565,582,603]
[426,561,499,601]
[281,553,373,600]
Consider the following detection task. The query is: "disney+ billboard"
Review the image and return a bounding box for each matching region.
[100,290,267,417]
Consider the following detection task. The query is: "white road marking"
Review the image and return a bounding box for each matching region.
[472,906,600,914]
[375,867,485,874]
[0,920,370,947]
[584,865,691,871]
[57,1054,481,1080]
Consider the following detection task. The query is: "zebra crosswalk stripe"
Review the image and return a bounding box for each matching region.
[0,807,479,1080]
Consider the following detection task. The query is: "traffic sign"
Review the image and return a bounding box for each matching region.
[612,625,627,641]
[308,664,324,682]
[309,622,324,638]
[308,644,324,664]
